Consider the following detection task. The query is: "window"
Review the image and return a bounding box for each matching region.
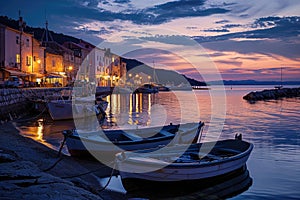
[16,54,20,63]
[16,36,19,44]
[26,39,29,47]
[52,60,56,67]
[26,56,31,66]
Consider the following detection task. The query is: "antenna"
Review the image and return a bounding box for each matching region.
[152,60,158,83]
[41,9,54,46]
[281,67,283,86]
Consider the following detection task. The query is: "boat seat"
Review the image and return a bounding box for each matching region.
[159,130,174,137]
[123,132,143,141]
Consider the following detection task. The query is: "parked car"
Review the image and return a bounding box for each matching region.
[5,76,24,88]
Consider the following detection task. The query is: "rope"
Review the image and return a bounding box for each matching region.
[12,105,47,123]
[43,157,63,172]
[97,159,117,192]
[60,160,116,179]
[57,133,68,157]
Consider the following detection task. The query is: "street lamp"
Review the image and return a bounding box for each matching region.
[68,66,73,83]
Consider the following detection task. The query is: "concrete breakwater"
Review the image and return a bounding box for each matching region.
[243,87,300,101]
[0,88,64,121]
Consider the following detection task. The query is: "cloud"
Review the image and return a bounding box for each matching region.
[222,24,242,29]
[195,16,300,60]
[195,16,300,42]
[68,0,230,25]
[202,38,300,60]
[215,60,243,66]
[215,20,230,24]
[203,28,230,33]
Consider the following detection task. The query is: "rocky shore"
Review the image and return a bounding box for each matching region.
[0,122,126,200]
[243,87,300,101]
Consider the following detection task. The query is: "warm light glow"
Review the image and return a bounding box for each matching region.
[68,66,73,71]
[37,59,41,64]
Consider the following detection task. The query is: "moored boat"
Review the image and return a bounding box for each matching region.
[62,121,205,159]
[116,135,253,191]
[47,99,107,120]
[134,83,159,94]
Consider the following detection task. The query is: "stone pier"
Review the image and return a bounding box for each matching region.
[243,87,300,101]
[0,88,65,121]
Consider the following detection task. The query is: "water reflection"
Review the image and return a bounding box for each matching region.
[125,167,252,199]
[104,91,200,130]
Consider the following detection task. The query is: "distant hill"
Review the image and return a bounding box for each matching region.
[121,57,206,86]
[209,80,300,85]
[0,16,80,44]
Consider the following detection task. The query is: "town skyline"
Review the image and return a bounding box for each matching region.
[0,0,299,82]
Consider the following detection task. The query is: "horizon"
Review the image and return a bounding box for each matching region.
[0,0,299,82]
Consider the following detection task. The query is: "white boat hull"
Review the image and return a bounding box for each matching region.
[47,100,100,120]
[116,139,253,182]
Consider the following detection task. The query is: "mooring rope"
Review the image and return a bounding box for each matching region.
[12,105,47,123]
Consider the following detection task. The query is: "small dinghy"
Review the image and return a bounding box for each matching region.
[116,134,253,191]
[62,121,205,159]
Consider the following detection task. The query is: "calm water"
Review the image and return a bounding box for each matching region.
[16,85,300,199]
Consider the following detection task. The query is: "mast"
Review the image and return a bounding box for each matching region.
[152,60,158,84]
[18,10,26,71]
[280,67,283,87]
[41,12,54,74]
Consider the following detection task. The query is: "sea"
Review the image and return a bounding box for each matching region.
[15,85,300,199]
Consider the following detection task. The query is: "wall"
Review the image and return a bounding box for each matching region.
[0,88,63,121]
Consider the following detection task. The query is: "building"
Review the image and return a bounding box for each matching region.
[32,38,45,75]
[0,22,39,83]
[63,41,95,83]
[0,16,127,87]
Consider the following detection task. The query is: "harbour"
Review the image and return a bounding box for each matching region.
[1,85,299,199]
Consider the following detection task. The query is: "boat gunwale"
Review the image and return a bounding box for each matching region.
[118,140,253,168]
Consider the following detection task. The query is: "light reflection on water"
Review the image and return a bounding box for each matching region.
[17,85,300,199]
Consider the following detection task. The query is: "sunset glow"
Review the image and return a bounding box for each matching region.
[1,0,299,81]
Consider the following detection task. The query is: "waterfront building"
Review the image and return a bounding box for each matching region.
[0,17,44,82]
[0,15,127,87]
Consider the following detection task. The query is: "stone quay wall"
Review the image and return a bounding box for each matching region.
[0,88,64,121]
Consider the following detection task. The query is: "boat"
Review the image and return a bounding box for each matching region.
[116,135,253,191]
[275,67,283,89]
[153,83,170,91]
[62,121,205,159]
[134,83,159,94]
[47,96,107,120]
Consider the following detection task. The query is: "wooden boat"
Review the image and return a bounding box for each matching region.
[62,121,205,158]
[116,135,253,191]
[47,96,107,120]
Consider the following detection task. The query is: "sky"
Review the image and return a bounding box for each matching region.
[0,0,299,81]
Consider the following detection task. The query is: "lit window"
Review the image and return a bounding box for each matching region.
[16,54,20,63]
[26,56,32,66]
